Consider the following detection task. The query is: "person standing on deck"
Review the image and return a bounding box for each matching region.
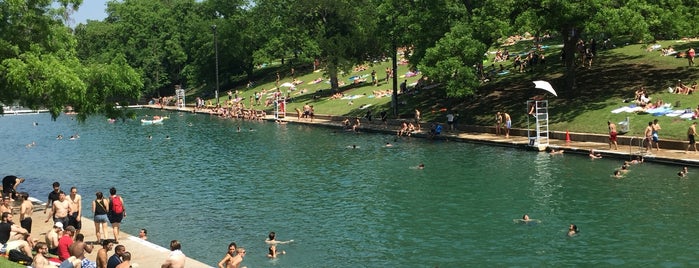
[504,112,512,138]
[68,186,82,237]
[608,121,618,150]
[644,122,653,152]
[652,119,661,151]
[108,187,125,242]
[687,122,698,153]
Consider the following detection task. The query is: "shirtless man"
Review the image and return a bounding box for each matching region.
[161,240,186,268]
[46,222,62,255]
[608,121,618,150]
[495,112,503,135]
[652,119,661,151]
[644,121,654,152]
[33,242,51,268]
[46,191,70,228]
[69,233,94,262]
[97,239,115,268]
[19,192,33,233]
[68,186,82,236]
[687,122,698,153]
[504,112,512,138]
[0,195,13,216]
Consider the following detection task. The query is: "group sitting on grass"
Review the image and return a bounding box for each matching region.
[672,80,697,95]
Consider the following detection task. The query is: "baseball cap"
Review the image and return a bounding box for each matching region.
[54,222,64,230]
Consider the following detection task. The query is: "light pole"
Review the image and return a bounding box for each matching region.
[212,24,220,106]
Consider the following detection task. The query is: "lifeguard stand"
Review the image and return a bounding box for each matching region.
[526,99,549,151]
[175,85,186,110]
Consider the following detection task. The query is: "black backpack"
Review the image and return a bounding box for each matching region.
[8,249,33,265]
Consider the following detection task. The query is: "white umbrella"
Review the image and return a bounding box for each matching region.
[532,80,557,97]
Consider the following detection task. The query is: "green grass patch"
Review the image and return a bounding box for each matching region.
[193,38,699,141]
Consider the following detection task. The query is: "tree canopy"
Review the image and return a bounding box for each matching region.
[2,0,698,118]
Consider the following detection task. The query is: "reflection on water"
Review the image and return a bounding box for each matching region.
[2,111,699,266]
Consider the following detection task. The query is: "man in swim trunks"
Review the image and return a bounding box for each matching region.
[608,121,618,150]
[652,119,661,151]
[644,122,653,152]
[687,122,698,153]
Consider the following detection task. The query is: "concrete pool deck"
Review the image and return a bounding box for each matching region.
[24,205,212,267]
[146,104,699,167]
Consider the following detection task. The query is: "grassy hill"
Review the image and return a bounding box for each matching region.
[192,37,699,141]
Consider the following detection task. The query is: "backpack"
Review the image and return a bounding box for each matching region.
[110,195,124,214]
[8,249,33,265]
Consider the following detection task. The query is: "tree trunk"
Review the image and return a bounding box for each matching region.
[391,43,398,116]
[562,26,579,98]
[328,62,339,91]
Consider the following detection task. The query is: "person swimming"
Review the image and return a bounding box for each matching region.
[549,149,564,155]
[589,149,602,159]
[613,170,623,179]
[417,163,425,169]
[568,224,579,236]
[678,166,688,178]
[385,142,393,147]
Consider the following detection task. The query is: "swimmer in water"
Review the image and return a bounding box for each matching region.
[56,134,63,140]
[147,135,152,140]
[568,224,579,237]
[417,163,425,169]
[549,149,564,155]
[236,126,241,132]
[347,145,358,149]
[613,170,623,178]
[678,166,688,178]
[165,135,170,140]
[266,232,293,258]
[625,155,643,165]
[385,142,393,147]
[514,214,541,224]
[589,149,602,159]
[26,141,36,148]
[618,164,629,174]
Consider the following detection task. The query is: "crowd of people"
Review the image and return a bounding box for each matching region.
[0,176,299,267]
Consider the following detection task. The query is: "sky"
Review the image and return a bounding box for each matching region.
[70,0,109,25]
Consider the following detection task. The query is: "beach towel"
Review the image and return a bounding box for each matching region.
[497,70,510,75]
[359,104,373,110]
[680,113,694,119]
[341,95,364,100]
[611,107,629,114]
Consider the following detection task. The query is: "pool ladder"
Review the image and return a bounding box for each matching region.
[628,136,650,156]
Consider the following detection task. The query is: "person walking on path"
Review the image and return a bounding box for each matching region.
[504,112,512,138]
[108,187,125,242]
[687,122,698,153]
[608,121,618,150]
[652,119,662,151]
[93,191,110,243]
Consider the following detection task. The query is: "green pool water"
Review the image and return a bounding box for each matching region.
[1,110,697,267]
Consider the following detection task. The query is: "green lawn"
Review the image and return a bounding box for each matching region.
[0,257,26,267]
[191,37,699,141]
